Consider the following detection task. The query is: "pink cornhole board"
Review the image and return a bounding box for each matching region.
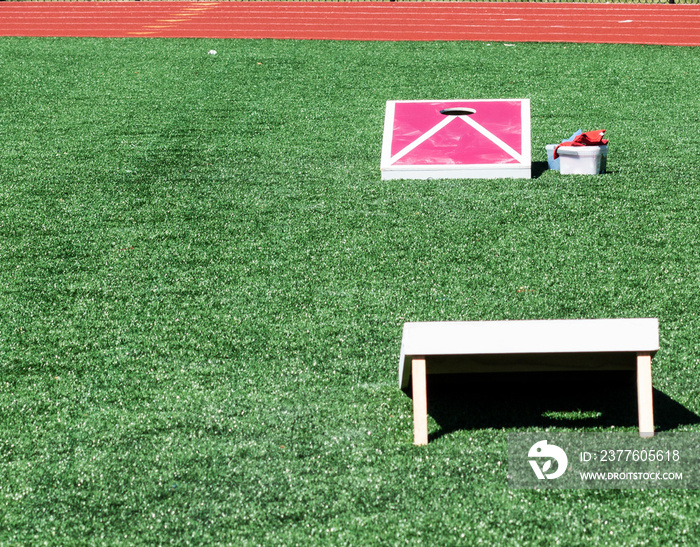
[381,99,531,180]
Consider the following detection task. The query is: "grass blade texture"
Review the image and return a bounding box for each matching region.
[1,37,700,544]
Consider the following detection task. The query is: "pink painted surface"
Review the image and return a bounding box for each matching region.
[390,100,524,166]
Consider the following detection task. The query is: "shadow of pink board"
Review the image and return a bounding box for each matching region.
[381,99,531,180]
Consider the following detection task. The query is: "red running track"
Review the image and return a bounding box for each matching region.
[1,2,699,46]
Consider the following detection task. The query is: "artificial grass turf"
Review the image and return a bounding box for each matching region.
[1,35,700,544]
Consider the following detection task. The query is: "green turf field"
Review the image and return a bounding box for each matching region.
[1,37,699,545]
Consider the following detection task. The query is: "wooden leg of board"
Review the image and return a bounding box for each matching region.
[636,352,654,438]
[412,357,428,446]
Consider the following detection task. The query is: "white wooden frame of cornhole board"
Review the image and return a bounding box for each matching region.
[398,318,660,445]
[380,99,531,180]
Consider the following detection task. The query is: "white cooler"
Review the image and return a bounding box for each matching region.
[557,145,607,175]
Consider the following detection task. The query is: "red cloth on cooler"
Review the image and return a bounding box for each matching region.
[553,129,608,159]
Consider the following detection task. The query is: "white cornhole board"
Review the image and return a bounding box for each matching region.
[398,318,659,445]
[381,99,531,180]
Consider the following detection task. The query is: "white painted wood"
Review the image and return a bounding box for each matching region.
[637,352,655,437]
[520,97,532,165]
[398,318,659,443]
[380,164,531,180]
[399,318,659,388]
[380,100,396,174]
